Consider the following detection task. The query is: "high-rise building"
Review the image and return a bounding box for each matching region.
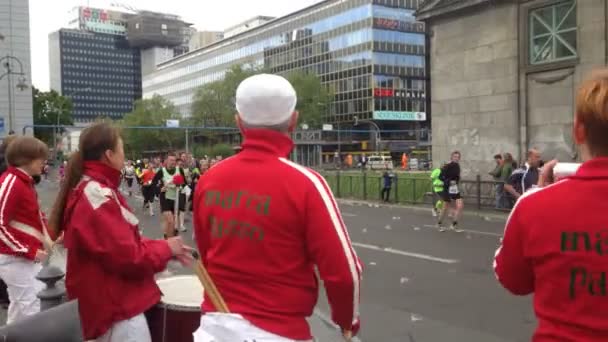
[0,0,33,135]
[49,6,192,123]
[143,0,429,154]
[48,28,142,123]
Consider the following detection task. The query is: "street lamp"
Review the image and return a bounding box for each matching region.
[1,55,29,133]
[354,115,381,153]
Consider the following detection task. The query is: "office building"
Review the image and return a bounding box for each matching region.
[189,31,224,51]
[143,0,429,154]
[0,0,33,135]
[417,0,604,176]
[49,28,142,123]
[49,6,191,123]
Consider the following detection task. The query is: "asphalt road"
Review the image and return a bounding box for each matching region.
[24,180,535,341]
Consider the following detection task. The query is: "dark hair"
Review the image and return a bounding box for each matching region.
[49,122,121,237]
[494,154,502,160]
[451,151,461,157]
[5,136,49,167]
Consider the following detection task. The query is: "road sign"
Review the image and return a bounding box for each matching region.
[322,124,333,131]
[166,119,180,128]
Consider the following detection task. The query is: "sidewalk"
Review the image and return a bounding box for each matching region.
[337,198,510,222]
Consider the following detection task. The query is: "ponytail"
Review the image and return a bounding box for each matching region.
[48,151,84,239]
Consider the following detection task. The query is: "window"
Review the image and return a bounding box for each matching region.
[529,0,577,65]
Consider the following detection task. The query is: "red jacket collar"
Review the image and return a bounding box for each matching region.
[241,129,294,157]
[7,167,33,184]
[572,157,608,180]
[83,161,122,189]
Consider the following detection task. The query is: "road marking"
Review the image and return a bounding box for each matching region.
[352,242,459,264]
[422,224,502,237]
[342,212,357,217]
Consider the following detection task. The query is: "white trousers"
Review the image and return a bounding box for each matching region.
[94,313,151,342]
[0,254,44,324]
[193,313,313,342]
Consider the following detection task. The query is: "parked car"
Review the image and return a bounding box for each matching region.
[367,155,394,170]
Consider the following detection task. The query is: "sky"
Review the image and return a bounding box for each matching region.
[29,0,323,91]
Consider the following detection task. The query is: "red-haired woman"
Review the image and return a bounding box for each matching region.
[494,70,608,341]
[49,122,193,341]
[0,136,51,324]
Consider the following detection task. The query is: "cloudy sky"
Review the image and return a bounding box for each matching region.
[29,0,322,90]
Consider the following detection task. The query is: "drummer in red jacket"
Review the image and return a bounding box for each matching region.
[0,136,51,324]
[48,123,193,342]
[193,74,363,342]
[494,69,608,341]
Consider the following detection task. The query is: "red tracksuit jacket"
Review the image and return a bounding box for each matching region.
[63,161,173,339]
[193,129,363,340]
[494,157,608,341]
[0,167,50,259]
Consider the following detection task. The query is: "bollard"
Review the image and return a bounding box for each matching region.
[36,262,66,311]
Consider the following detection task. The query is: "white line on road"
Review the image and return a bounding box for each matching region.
[352,242,459,264]
[342,212,358,217]
[422,224,502,237]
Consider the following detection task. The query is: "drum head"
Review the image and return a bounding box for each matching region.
[157,275,204,309]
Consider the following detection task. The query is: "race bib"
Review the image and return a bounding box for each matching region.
[448,182,459,194]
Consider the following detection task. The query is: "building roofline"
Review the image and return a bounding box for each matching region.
[416,0,495,21]
[224,15,276,32]
[155,0,337,69]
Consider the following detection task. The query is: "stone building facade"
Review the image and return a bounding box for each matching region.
[417,0,606,178]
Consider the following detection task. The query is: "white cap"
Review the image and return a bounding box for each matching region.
[236,74,297,126]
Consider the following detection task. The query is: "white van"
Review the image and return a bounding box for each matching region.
[367,155,394,170]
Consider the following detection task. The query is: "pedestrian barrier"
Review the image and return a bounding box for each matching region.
[319,171,513,211]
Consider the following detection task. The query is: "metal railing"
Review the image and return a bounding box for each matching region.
[320,171,513,212]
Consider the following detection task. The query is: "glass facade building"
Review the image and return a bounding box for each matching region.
[144,0,428,143]
[49,29,142,123]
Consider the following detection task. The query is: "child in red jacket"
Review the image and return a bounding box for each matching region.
[0,136,51,324]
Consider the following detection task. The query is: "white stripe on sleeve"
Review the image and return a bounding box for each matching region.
[0,175,27,252]
[279,158,360,321]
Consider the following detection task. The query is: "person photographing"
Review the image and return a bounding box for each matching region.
[494,70,608,341]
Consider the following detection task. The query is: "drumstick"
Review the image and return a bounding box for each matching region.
[191,251,230,313]
[343,330,352,341]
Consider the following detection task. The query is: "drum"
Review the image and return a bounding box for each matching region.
[146,275,204,342]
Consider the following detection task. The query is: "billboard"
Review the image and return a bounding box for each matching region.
[373,111,426,121]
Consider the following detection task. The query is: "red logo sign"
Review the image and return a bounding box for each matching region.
[374,88,394,97]
[81,7,108,22]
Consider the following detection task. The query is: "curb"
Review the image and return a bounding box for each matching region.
[336,199,509,222]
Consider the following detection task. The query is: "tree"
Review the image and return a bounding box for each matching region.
[32,87,73,145]
[190,66,332,130]
[120,95,183,156]
[286,71,333,129]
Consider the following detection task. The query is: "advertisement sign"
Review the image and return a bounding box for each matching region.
[373,111,426,121]
[373,18,424,33]
[373,88,394,97]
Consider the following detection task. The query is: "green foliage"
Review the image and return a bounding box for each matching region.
[120,95,184,155]
[286,71,332,129]
[32,87,74,145]
[190,66,332,130]
[191,65,258,127]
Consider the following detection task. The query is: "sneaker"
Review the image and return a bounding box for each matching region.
[450,224,463,233]
[438,223,447,232]
[432,208,438,217]
[179,225,187,232]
